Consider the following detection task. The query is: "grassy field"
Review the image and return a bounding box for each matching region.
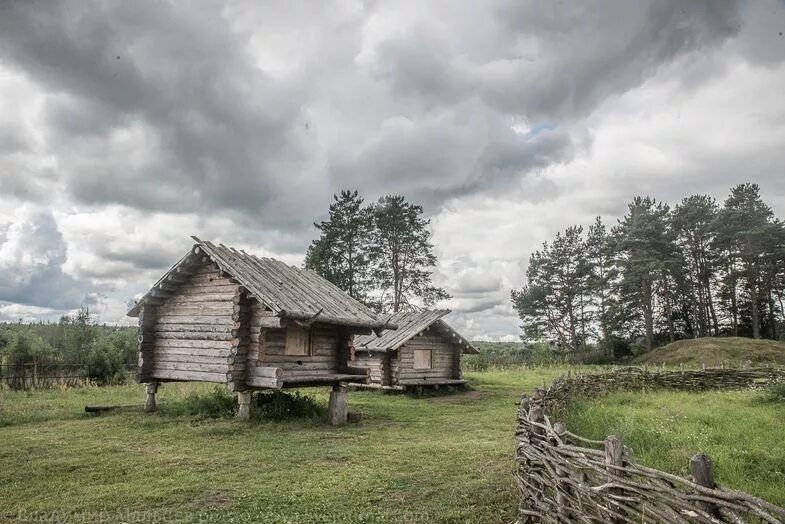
[635,337,785,367]
[566,388,785,506]
[0,368,569,524]
[2,367,783,523]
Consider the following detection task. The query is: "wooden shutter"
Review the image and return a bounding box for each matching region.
[413,349,432,369]
[285,325,311,356]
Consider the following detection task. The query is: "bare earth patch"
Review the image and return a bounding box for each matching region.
[427,390,482,403]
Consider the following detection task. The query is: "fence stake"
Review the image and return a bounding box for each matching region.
[605,434,625,519]
[691,453,717,516]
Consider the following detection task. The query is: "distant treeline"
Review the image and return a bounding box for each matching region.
[0,309,136,388]
[513,183,785,353]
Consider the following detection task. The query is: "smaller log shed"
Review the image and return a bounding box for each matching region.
[352,310,478,389]
[127,237,396,422]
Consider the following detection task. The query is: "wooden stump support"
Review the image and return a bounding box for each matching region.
[328,384,348,426]
[236,390,251,421]
[144,382,158,413]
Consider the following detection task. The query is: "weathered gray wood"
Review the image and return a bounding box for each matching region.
[144,382,158,412]
[691,453,717,516]
[150,369,226,382]
[327,385,348,425]
[236,390,251,420]
[245,375,283,388]
[247,366,283,379]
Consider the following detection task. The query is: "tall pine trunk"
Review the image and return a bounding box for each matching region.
[750,275,760,339]
[643,279,654,351]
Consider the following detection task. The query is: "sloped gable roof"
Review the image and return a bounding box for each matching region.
[127,237,394,332]
[354,309,478,353]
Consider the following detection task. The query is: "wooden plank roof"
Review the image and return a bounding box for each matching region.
[127,237,395,332]
[354,309,478,354]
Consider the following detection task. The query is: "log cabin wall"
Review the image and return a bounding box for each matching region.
[146,264,240,383]
[395,332,459,385]
[353,351,386,384]
[245,302,349,385]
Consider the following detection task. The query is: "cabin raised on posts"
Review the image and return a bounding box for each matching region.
[127,237,396,421]
[352,310,477,390]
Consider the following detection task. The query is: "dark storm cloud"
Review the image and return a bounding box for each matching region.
[0,208,88,309]
[0,0,314,228]
[0,0,775,332]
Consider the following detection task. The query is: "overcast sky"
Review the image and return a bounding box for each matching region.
[1,1,784,340]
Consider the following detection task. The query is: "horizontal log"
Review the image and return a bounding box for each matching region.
[154,324,233,333]
[398,379,467,386]
[149,369,227,383]
[246,366,282,379]
[156,315,234,326]
[281,373,369,386]
[150,331,234,342]
[152,361,227,373]
[154,354,227,365]
[160,292,237,304]
[245,375,282,388]
[154,338,234,350]
[153,347,232,358]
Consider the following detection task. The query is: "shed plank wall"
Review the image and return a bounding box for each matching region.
[148,264,238,382]
[353,352,386,384]
[245,302,347,383]
[396,333,458,385]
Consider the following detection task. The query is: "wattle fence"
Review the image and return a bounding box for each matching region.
[515,367,785,523]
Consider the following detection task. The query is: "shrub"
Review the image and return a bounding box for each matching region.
[86,335,128,385]
[253,390,325,421]
[180,387,236,419]
[762,377,785,402]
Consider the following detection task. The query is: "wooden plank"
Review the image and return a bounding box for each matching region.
[152,361,227,373]
[150,369,226,382]
[155,315,233,326]
[154,338,234,350]
[245,375,282,388]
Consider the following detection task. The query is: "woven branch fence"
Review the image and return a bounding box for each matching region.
[516,367,785,523]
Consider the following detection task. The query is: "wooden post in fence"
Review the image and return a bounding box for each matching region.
[553,422,570,519]
[529,389,545,440]
[604,434,625,519]
[690,453,717,517]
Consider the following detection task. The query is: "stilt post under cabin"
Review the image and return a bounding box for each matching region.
[328,384,348,425]
[144,382,158,413]
[236,390,251,421]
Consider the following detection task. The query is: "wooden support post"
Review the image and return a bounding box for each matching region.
[144,382,158,413]
[328,384,348,426]
[691,453,717,516]
[236,390,251,421]
[604,433,625,520]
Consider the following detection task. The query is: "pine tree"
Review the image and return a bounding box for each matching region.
[612,197,675,351]
[305,190,375,303]
[370,195,450,312]
[715,184,780,339]
[586,217,617,342]
[671,195,720,337]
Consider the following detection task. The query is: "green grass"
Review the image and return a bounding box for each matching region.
[635,337,785,367]
[565,389,785,506]
[0,368,571,523]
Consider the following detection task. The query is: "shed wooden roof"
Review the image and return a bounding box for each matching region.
[127,237,395,332]
[354,309,478,353]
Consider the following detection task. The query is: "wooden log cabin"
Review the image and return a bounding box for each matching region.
[127,237,396,421]
[352,310,477,390]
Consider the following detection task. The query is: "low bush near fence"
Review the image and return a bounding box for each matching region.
[515,367,785,523]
